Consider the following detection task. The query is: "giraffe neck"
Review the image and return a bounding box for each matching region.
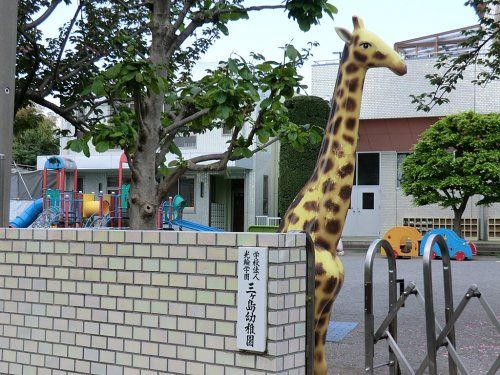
[281,44,367,254]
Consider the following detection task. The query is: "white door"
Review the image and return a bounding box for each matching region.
[342,186,380,237]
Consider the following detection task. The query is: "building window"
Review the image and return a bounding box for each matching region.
[397,153,410,187]
[166,177,195,208]
[174,135,197,148]
[357,153,379,185]
[77,177,84,193]
[222,126,232,135]
[263,175,269,215]
[106,175,120,194]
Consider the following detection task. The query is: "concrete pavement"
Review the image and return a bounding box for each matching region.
[326,252,500,374]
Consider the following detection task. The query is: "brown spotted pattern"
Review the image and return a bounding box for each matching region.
[277,17,406,375]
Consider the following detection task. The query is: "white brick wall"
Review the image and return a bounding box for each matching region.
[0,229,309,375]
[312,58,500,119]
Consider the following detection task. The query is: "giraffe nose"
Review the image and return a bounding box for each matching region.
[392,61,407,76]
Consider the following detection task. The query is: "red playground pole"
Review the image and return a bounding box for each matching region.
[64,194,69,228]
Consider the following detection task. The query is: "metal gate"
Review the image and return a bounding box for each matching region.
[364,234,500,374]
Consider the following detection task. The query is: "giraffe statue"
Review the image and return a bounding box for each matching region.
[278,16,407,375]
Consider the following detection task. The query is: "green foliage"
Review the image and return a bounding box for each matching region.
[401,112,500,211]
[286,0,338,31]
[278,96,330,216]
[13,107,59,166]
[411,0,499,111]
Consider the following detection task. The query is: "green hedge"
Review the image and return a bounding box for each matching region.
[278,95,329,217]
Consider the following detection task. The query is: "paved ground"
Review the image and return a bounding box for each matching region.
[326,252,500,374]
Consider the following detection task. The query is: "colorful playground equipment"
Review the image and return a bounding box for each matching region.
[10,154,222,231]
[379,225,476,261]
[382,226,422,258]
[419,228,477,261]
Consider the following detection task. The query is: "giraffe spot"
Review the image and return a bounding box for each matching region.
[323,299,333,313]
[346,78,359,93]
[343,97,356,111]
[317,298,330,314]
[336,87,344,99]
[346,117,357,130]
[373,51,387,60]
[303,201,319,212]
[315,263,326,275]
[367,62,375,68]
[288,212,299,225]
[322,179,335,194]
[277,222,285,232]
[321,158,334,173]
[340,185,352,201]
[325,219,341,234]
[315,280,320,289]
[321,330,328,346]
[323,276,338,294]
[324,199,341,213]
[303,218,318,233]
[332,116,342,135]
[345,63,359,74]
[353,35,359,44]
[315,331,321,346]
[338,163,354,178]
[343,134,355,144]
[318,317,327,326]
[315,351,323,362]
[314,237,331,251]
[353,51,367,63]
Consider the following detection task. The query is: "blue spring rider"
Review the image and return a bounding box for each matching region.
[419,228,477,261]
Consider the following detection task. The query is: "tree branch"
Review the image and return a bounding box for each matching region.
[24,92,88,132]
[15,28,41,112]
[52,4,84,84]
[24,0,64,30]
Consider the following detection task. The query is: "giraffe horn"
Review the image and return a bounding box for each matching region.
[352,16,365,29]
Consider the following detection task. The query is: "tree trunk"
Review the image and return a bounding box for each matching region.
[452,197,469,237]
[452,212,462,237]
[127,141,161,230]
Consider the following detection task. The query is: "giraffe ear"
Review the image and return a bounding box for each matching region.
[352,16,365,29]
[335,27,353,44]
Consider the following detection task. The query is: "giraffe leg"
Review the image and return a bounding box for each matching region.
[314,304,334,375]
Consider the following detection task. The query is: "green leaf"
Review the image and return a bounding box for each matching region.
[91,79,106,97]
[68,139,83,153]
[95,141,110,153]
[82,142,90,158]
[216,106,231,119]
[285,45,299,61]
[242,148,252,158]
[324,3,338,19]
[135,73,143,82]
[260,98,272,110]
[218,23,229,35]
[169,142,182,158]
[228,59,239,73]
[159,164,169,176]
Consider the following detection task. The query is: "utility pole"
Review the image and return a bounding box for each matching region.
[0,1,18,226]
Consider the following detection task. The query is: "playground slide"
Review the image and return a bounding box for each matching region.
[171,219,223,232]
[9,198,44,228]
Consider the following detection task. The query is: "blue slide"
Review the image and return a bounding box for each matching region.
[10,198,44,228]
[171,219,223,232]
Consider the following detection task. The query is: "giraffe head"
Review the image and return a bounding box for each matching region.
[335,16,407,76]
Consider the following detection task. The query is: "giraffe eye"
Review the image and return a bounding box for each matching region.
[360,42,372,49]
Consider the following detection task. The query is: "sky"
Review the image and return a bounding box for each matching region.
[43,0,479,90]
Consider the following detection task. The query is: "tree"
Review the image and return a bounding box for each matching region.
[401,112,500,235]
[13,106,59,166]
[278,95,328,217]
[16,0,337,228]
[411,0,499,111]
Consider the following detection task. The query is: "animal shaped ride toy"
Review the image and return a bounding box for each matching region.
[279,16,407,375]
